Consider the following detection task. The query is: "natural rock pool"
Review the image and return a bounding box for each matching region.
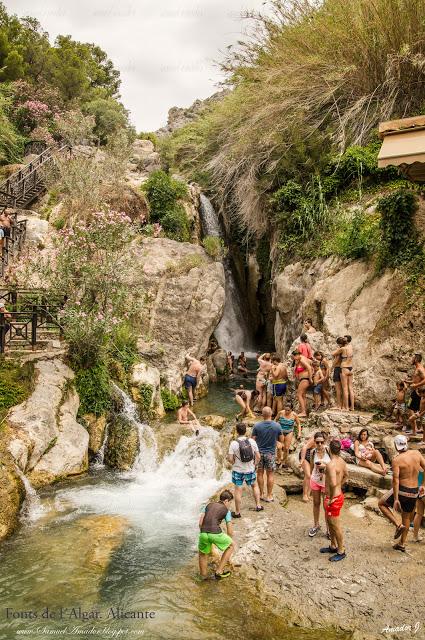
[0,381,345,640]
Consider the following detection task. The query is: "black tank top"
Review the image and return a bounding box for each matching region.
[201,502,228,534]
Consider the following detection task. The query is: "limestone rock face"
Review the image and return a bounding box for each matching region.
[211,348,228,375]
[84,414,107,455]
[136,237,225,392]
[16,210,49,247]
[7,359,89,487]
[105,415,139,470]
[202,415,227,430]
[130,362,165,418]
[273,256,425,410]
[126,139,161,187]
[0,463,25,541]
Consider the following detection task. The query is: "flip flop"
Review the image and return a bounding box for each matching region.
[393,543,406,552]
[255,506,265,512]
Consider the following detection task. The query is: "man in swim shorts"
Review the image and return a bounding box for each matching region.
[379,435,425,551]
[184,355,205,406]
[321,439,347,562]
[198,490,234,580]
[270,356,288,417]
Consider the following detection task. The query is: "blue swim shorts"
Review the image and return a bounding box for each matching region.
[184,374,197,389]
[232,470,257,486]
[272,383,287,397]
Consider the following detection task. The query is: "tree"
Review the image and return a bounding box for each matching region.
[83,97,129,144]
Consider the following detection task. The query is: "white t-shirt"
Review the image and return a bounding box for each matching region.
[228,437,259,473]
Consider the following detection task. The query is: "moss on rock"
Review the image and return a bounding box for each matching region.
[105,415,138,470]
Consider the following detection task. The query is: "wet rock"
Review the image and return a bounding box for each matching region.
[211,348,228,375]
[201,414,226,430]
[79,515,128,571]
[105,415,139,470]
[84,414,107,455]
[0,460,25,541]
[130,362,165,418]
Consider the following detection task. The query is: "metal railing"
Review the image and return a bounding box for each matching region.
[0,289,64,353]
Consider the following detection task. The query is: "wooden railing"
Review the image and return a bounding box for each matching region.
[0,289,64,353]
[0,213,27,278]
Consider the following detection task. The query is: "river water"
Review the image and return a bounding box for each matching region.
[0,382,343,640]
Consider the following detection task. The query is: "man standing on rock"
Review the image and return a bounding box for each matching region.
[184,355,205,407]
[251,407,284,503]
[405,354,425,434]
[379,435,425,552]
[228,423,263,516]
[321,440,347,562]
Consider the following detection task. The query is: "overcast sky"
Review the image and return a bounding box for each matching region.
[6,0,266,131]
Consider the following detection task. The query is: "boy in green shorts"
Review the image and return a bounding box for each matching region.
[198,489,234,580]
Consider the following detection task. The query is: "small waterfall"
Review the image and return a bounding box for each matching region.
[92,424,109,468]
[112,383,158,473]
[199,193,253,353]
[14,466,45,521]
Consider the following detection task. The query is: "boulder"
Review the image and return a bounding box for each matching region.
[84,414,107,454]
[130,362,165,418]
[105,414,139,470]
[135,237,225,392]
[16,210,49,247]
[0,462,25,541]
[274,472,303,494]
[211,348,228,375]
[8,359,89,485]
[202,414,227,430]
[206,354,218,383]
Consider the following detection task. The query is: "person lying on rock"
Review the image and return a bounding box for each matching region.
[198,489,234,580]
[354,428,387,476]
[378,435,425,552]
[177,401,200,435]
[184,354,205,407]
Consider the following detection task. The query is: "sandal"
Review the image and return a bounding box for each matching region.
[231,512,241,518]
[393,543,406,552]
[308,526,320,537]
[394,524,406,540]
[255,506,264,512]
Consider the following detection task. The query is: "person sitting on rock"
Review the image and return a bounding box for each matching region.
[184,355,205,407]
[177,400,200,435]
[303,318,316,333]
[237,352,249,376]
[354,428,387,476]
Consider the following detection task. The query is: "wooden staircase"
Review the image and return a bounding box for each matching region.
[0,141,72,278]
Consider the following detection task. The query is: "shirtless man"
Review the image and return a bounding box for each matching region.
[270,356,289,417]
[332,337,346,410]
[378,435,425,551]
[256,353,272,409]
[321,439,348,562]
[177,400,200,435]
[184,355,205,407]
[408,388,425,439]
[405,354,425,433]
[303,318,316,334]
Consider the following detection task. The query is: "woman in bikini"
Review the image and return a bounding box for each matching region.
[334,335,354,411]
[308,431,331,537]
[314,350,331,408]
[292,351,313,417]
[276,403,301,468]
[332,337,346,410]
[256,352,272,409]
[354,428,387,476]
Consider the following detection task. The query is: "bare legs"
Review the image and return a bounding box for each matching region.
[297,380,309,417]
[328,515,344,554]
[334,381,342,410]
[187,385,194,407]
[358,450,387,476]
[341,368,354,411]
[413,499,424,542]
[233,482,261,514]
[281,432,293,466]
[301,459,311,502]
[257,468,274,501]
[199,544,235,578]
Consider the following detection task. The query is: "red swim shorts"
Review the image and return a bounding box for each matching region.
[324,493,344,518]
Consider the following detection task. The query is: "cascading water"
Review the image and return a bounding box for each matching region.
[14,465,45,521]
[92,423,109,468]
[199,194,253,353]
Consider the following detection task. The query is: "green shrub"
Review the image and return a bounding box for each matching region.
[160,387,180,412]
[138,131,158,147]
[167,254,205,275]
[202,235,226,259]
[109,324,138,373]
[53,217,66,231]
[75,363,111,416]
[161,205,191,242]
[139,383,154,418]
[0,360,33,416]
[142,170,188,218]
[376,189,420,269]
[325,210,381,260]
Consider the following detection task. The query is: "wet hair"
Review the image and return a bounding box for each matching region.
[181,401,189,407]
[314,351,323,359]
[357,428,369,441]
[344,335,352,343]
[304,318,313,325]
[336,336,347,346]
[220,490,234,502]
[300,333,308,343]
[330,439,342,455]
[314,431,326,442]
[236,422,247,436]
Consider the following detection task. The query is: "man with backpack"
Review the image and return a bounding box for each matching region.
[228,423,263,517]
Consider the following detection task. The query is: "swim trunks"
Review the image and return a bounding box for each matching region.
[333,367,341,383]
[409,390,421,412]
[198,531,232,555]
[313,384,323,394]
[324,493,344,518]
[258,452,276,471]
[232,470,257,486]
[184,374,197,389]
[272,382,287,397]
[382,485,419,513]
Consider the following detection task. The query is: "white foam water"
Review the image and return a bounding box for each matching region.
[14,466,45,522]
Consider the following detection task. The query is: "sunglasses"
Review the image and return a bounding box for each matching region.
[315,440,324,444]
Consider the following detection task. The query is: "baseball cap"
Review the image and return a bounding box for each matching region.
[394,434,408,452]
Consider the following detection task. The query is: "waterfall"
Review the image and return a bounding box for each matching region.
[92,423,109,468]
[14,465,45,522]
[111,383,158,473]
[199,194,253,353]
